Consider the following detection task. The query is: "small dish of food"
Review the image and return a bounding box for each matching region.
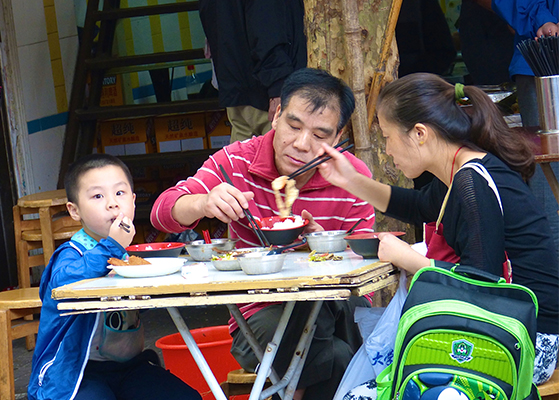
[210,247,270,271]
[184,238,239,261]
[107,256,185,278]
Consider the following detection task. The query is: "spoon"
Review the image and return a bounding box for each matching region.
[346,218,366,235]
[267,237,308,255]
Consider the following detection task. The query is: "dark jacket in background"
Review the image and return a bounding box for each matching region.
[199,0,307,112]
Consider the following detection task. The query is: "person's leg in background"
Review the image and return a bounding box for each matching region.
[227,106,272,143]
[517,74,559,254]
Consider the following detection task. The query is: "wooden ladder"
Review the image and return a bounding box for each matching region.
[58,0,220,187]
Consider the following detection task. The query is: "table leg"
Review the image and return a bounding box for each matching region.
[167,307,227,400]
[260,301,322,400]
[540,163,559,210]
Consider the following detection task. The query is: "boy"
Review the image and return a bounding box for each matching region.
[28,154,201,400]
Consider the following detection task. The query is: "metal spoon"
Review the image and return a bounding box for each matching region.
[346,218,366,235]
[267,237,308,255]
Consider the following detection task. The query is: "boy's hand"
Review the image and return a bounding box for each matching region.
[109,212,136,249]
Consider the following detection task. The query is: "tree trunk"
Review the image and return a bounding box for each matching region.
[304,0,414,240]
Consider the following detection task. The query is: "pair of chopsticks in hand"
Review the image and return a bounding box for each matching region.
[119,221,131,233]
[218,164,270,247]
[287,138,354,179]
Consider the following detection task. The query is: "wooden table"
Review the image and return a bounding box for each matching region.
[52,250,397,400]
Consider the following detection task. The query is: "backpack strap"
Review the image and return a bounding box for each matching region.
[458,162,503,215]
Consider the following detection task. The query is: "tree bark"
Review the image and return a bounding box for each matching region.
[304,0,414,241]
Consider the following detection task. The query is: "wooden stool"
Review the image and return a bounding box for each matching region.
[14,189,81,288]
[539,369,559,400]
[0,288,41,400]
[219,369,272,399]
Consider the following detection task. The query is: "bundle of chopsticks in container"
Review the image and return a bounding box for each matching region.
[518,35,559,76]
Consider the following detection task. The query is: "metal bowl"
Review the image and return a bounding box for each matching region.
[210,247,268,271]
[211,258,241,271]
[184,238,239,261]
[126,242,185,258]
[303,230,348,253]
[344,232,405,258]
[239,252,287,275]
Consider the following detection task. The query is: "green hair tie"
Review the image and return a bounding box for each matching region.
[455,83,465,100]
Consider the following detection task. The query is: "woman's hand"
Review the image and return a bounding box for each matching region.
[377,232,430,274]
[316,143,359,190]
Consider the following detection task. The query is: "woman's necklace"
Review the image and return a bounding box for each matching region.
[449,146,465,184]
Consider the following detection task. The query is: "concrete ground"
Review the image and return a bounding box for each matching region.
[13,305,230,399]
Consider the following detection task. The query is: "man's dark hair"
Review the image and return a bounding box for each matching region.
[280,68,355,132]
[64,154,134,203]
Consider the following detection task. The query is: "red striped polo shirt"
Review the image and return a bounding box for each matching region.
[150,130,376,331]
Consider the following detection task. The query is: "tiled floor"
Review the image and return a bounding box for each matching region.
[13,305,230,399]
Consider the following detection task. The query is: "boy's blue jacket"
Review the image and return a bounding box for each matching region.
[27,234,125,400]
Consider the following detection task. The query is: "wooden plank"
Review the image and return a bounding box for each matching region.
[351,271,400,297]
[75,98,221,121]
[57,288,352,314]
[85,48,205,70]
[94,1,199,21]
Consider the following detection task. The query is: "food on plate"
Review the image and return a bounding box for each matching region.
[211,253,237,261]
[108,255,151,266]
[307,250,343,262]
[272,176,299,217]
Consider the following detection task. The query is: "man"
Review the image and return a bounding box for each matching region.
[151,68,375,400]
[198,0,307,143]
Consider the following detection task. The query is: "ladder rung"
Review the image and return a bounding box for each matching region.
[75,98,221,121]
[85,49,205,70]
[94,2,199,21]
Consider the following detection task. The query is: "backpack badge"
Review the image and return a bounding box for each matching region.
[450,339,474,363]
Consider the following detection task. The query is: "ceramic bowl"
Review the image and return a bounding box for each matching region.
[258,216,309,246]
[344,232,405,258]
[126,242,185,258]
[303,230,348,253]
[239,252,287,275]
[184,238,239,261]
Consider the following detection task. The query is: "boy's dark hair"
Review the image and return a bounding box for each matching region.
[64,154,134,203]
[280,68,355,132]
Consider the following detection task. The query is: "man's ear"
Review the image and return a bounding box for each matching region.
[66,202,81,222]
[133,193,136,208]
[271,104,282,130]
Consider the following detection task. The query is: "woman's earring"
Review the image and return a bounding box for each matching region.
[419,141,424,145]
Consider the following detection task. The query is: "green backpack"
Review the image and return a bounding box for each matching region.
[376,265,539,400]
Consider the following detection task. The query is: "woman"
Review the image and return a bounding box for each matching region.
[319,73,559,390]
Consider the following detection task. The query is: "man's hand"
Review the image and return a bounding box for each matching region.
[109,213,135,249]
[537,22,559,37]
[203,183,255,223]
[301,209,324,233]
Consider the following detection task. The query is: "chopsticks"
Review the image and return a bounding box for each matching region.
[287,138,354,179]
[218,164,270,247]
[119,221,130,233]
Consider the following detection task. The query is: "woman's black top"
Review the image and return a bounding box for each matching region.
[385,153,559,334]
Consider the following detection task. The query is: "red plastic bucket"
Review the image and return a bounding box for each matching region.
[156,325,245,400]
